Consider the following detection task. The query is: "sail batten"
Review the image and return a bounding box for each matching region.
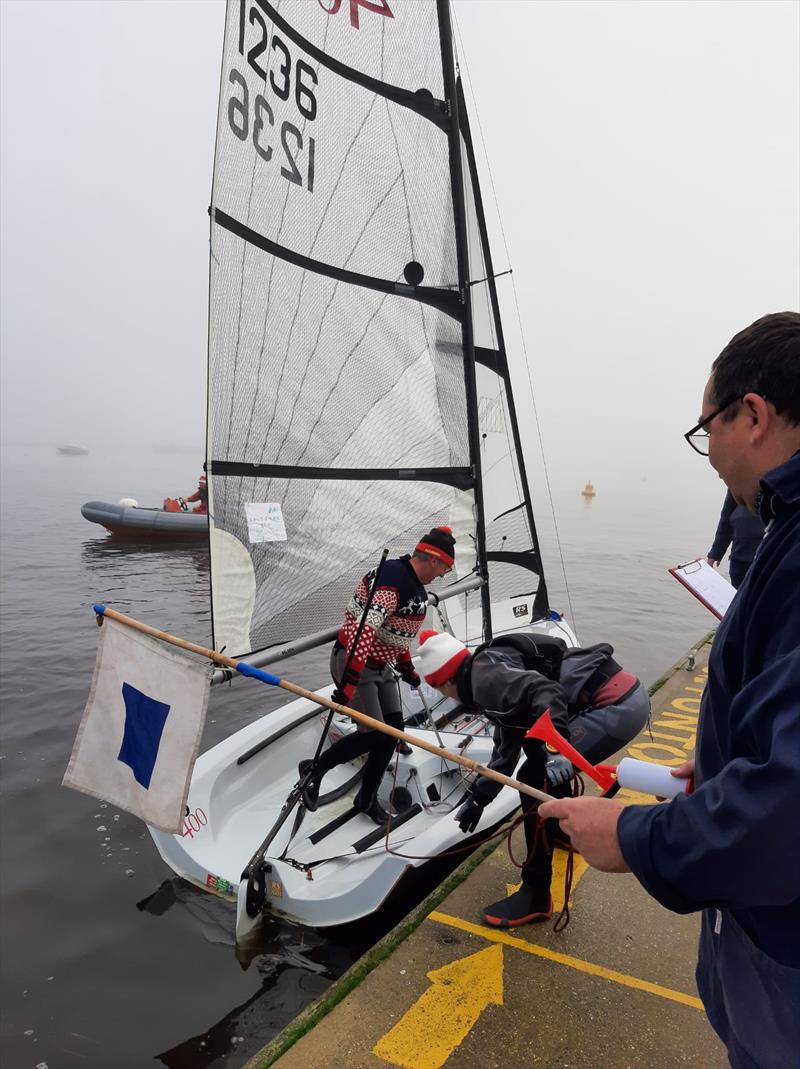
[213,208,463,318]
[253,0,450,129]
[210,462,474,490]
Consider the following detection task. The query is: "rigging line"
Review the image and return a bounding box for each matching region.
[243,11,333,506]
[256,348,447,590]
[468,268,513,287]
[246,483,453,636]
[508,274,575,625]
[471,308,527,519]
[253,10,331,509]
[450,18,528,540]
[254,94,382,470]
[293,289,389,467]
[480,448,515,482]
[271,171,405,465]
[247,289,397,593]
[259,380,441,582]
[223,7,286,466]
[451,10,575,629]
[382,18,416,264]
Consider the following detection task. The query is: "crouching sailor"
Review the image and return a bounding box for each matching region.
[416,629,649,928]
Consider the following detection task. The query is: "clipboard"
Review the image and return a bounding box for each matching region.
[669,558,736,620]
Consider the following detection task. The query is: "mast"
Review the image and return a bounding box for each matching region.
[437,0,493,641]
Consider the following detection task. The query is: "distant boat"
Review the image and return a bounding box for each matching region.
[581,480,596,498]
[57,444,89,455]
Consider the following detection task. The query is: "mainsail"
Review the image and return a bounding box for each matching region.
[207,0,548,658]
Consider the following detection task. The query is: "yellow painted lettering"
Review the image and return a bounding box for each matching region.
[671,698,701,713]
[627,743,687,764]
[654,710,697,727]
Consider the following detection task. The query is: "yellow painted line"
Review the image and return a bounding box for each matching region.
[428,911,703,1011]
[506,847,589,911]
[372,944,503,1069]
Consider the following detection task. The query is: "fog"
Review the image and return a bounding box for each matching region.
[1,0,798,488]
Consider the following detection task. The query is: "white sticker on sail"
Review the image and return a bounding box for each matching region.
[244,503,287,543]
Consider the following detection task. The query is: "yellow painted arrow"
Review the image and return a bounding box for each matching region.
[372,943,504,1069]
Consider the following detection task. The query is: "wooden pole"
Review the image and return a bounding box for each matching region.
[94,605,552,805]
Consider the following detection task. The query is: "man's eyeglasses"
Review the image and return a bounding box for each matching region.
[684,396,742,456]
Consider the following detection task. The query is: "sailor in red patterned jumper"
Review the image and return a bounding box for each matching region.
[300,526,456,824]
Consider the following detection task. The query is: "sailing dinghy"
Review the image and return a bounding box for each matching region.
[147,0,577,935]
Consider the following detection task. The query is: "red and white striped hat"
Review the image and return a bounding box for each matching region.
[417,629,470,686]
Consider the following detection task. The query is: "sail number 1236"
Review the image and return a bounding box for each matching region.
[229,2,318,192]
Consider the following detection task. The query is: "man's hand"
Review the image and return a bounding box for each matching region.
[330,687,349,707]
[455,793,487,833]
[669,758,695,795]
[545,754,573,789]
[537,796,630,872]
[397,663,421,689]
[706,558,719,568]
[671,758,694,780]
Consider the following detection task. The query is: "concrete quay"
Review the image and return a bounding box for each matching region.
[244,638,728,1069]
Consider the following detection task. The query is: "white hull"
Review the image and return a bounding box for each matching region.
[147,617,577,929]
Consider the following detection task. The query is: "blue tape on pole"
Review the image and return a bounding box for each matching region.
[93,603,107,616]
[236,662,281,686]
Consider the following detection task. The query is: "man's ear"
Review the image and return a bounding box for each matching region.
[741,392,771,443]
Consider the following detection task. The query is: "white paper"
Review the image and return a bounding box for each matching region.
[245,502,287,543]
[670,558,736,619]
[616,758,689,799]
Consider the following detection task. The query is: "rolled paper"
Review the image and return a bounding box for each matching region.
[616,757,691,799]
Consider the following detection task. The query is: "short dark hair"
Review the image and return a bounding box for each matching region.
[711,312,800,426]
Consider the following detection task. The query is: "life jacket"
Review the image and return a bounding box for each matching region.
[163,497,188,513]
[474,632,568,681]
[479,633,634,712]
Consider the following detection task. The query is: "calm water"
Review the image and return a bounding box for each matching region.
[0,442,722,1069]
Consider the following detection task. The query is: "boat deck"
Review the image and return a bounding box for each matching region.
[243,637,729,1069]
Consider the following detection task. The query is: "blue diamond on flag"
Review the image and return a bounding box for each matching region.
[118,682,171,789]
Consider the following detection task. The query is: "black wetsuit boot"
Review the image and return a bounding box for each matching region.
[299,731,373,810]
[352,708,404,824]
[481,741,555,928]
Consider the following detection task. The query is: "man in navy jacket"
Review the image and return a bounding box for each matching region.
[707,488,765,588]
[540,311,800,1069]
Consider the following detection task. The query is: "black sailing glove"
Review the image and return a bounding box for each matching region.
[330,687,349,707]
[397,662,421,689]
[455,792,488,833]
[545,754,573,789]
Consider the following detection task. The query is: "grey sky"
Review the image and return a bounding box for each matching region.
[1,0,798,480]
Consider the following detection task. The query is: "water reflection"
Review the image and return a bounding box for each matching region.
[156,966,331,1069]
[81,536,209,571]
[143,883,350,1069]
[139,851,469,1069]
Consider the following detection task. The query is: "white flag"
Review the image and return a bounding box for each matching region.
[63,618,211,832]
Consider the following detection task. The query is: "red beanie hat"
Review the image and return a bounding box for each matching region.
[414,525,456,568]
[417,628,470,686]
